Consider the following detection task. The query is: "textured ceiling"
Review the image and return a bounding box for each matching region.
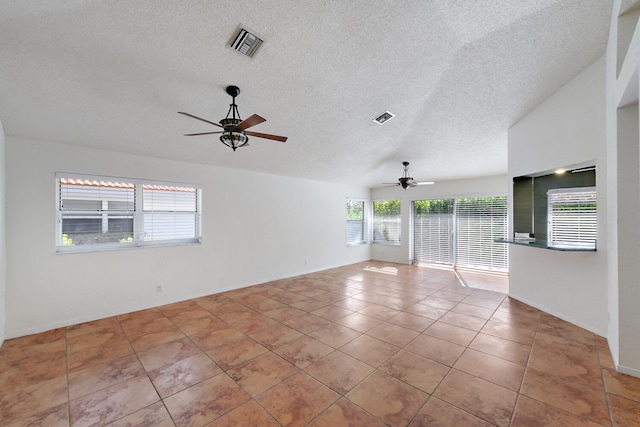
[0,1,612,188]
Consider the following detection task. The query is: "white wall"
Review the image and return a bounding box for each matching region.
[5,138,370,337]
[370,175,508,264]
[508,56,608,335]
[0,119,6,346]
[606,0,640,377]
[605,0,621,371]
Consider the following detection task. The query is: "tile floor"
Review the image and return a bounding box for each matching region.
[1,261,639,426]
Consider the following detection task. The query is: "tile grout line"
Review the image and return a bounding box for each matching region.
[596,336,616,427]
[509,303,542,426]
[65,328,71,427]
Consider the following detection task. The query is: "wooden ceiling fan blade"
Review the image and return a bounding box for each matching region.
[382,182,400,185]
[245,131,288,142]
[178,112,223,128]
[184,131,224,136]
[237,114,266,130]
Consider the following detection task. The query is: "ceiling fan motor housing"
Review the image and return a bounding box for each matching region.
[220,118,242,130]
[399,177,413,189]
[226,85,241,97]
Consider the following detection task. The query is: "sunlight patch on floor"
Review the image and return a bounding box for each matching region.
[363,265,398,275]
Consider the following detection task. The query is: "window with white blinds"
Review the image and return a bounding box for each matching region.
[372,200,401,244]
[413,196,508,272]
[143,185,199,242]
[57,174,201,252]
[346,199,366,245]
[413,199,454,265]
[455,196,508,272]
[547,187,596,249]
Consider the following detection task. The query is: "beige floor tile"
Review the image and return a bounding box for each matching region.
[405,333,466,366]
[108,401,175,427]
[468,332,531,366]
[164,373,249,426]
[68,353,144,399]
[3,402,69,427]
[248,323,303,350]
[433,369,517,427]
[454,348,525,391]
[366,322,420,347]
[346,370,429,426]
[424,321,478,346]
[520,367,610,425]
[209,399,281,427]
[387,311,435,332]
[335,312,383,333]
[305,350,374,394]
[0,376,68,425]
[227,352,298,397]
[308,322,361,348]
[380,349,450,394]
[308,398,385,427]
[257,371,339,427]
[603,367,640,402]
[340,334,401,367]
[511,395,606,427]
[1,263,635,427]
[410,397,493,427]
[148,352,222,398]
[608,394,640,426]
[69,375,159,426]
[273,335,333,369]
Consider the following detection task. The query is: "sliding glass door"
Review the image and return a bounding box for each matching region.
[413,199,454,266]
[455,197,508,271]
[413,196,508,272]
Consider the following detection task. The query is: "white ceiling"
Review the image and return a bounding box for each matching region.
[0,1,612,188]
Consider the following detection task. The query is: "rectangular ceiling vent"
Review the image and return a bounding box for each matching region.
[229,26,264,58]
[373,111,395,125]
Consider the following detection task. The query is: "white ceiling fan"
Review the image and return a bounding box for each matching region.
[383,161,434,189]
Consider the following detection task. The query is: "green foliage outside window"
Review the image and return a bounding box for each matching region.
[346,200,364,220]
[373,200,400,217]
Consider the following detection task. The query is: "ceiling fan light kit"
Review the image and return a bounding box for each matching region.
[178,85,287,151]
[219,86,249,150]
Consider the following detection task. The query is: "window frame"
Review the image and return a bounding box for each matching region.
[547,186,597,249]
[346,198,367,246]
[56,173,202,253]
[372,199,401,245]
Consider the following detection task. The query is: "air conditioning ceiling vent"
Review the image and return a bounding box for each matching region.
[374,111,395,125]
[229,27,264,58]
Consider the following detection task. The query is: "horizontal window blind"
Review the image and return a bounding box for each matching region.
[59,178,135,246]
[373,200,401,244]
[346,199,365,245]
[413,199,454,265]
[56,174,201,252]
[455,196,508,272]
[548,187,596,249]
[143,186,199,242]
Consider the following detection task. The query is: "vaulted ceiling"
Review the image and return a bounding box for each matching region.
[0,1,612,187]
